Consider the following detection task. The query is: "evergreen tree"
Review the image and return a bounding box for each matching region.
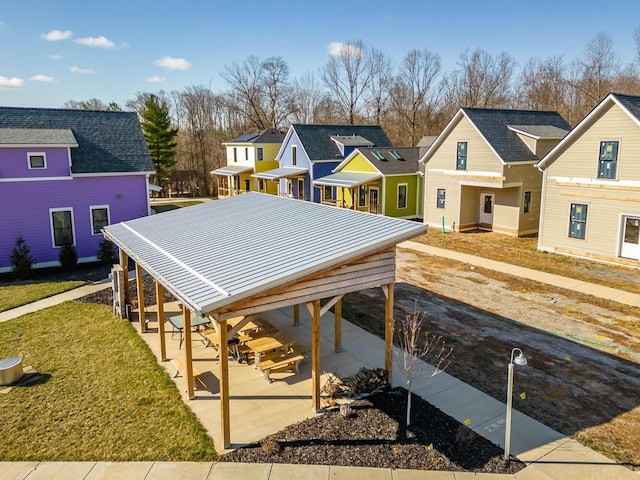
[140,95,178,190]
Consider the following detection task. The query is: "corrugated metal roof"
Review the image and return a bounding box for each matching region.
[103,193,426,316]
[211,165,254,176]
[0,128,78,145]
[251,167,308,180]
[313,171,382,188]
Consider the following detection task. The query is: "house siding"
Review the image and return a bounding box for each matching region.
[0,147,71,178]
[0,175,148,271]
[539,102,640,262]
[384,175,420,218]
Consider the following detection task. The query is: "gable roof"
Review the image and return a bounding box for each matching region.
[279,124,392,162]
[538,92,640,170]
[0,128,78,146]
[225,128,286,145]
[507,125,568,139]
[103,192,425,316]
[422,108,570,165]
[0,107,153,174]
[347,147,421,175]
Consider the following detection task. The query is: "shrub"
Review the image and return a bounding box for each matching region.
[9,235,35,280]
[97,238,119,266]
[59,243,78,270]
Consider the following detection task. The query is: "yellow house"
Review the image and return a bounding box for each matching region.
[421,108,569,236]
[537,93,640,265]
[212,129,284,197]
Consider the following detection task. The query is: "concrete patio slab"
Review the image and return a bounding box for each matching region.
[392,469,456,479]
[269,463,330,480]
[84,461,153,479]
[329,465,392,479]
[208,461,271,480]
[0,461,39,480]
[24,462,94,480]
[146,461,213,479]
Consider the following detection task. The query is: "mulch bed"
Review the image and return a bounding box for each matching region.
[223,387,525,474]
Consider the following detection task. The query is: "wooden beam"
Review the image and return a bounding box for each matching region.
[334,297,342,353]
[227,314,257,338]
[183,306,195,399]
[311,299,321,412]
[382,283,395,383]
[320,294,344,318]
[293,304,300,326]
[135,263,146,333]
[219,318,231,448]
[119,250,130,307]
[156,281,167,361]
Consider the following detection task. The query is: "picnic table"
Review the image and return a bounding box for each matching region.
[243,332,296,365]
[168,313,211,349]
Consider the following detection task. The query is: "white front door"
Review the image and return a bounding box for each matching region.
[620,216,640,260]
[479,193,494,225]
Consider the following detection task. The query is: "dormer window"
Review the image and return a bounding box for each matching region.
[598,141,618,179]
[28,152,46,169]
[456,142,467,170]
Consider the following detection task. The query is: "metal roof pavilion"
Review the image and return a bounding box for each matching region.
[210,165,254,176]
[103,193,425,317]
[313,171,382,188]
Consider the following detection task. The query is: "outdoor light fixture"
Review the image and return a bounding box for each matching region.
[504,347,527,461]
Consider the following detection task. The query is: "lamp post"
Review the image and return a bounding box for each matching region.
[504,347,527,461]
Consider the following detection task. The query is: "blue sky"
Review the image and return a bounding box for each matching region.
[2,0,640,109]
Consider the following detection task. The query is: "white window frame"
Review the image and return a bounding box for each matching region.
[436,188,446,209]
[292,145,298,166]
[245,147,249,161]
[523,191,531,214]
[49,207,76,247]
[257,147,264,161]
[28,152,47,169]
[397,183,408,209]
[323,185,336,201]
[233,147,237,163]
[90,205,110,236]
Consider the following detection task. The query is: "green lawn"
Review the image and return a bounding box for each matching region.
[151,201,203,214]
[0,302,217,461]
[0,281,85,312]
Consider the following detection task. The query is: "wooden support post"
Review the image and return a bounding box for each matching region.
[219,319,231,448]
[293,304,300,326]
[183,306,195,399]
[334,297,342,353]
[135,263,146,333]
[156,281,166,361]
[311,299,321,412]
[119,250,130,306]
[383,283,395,383]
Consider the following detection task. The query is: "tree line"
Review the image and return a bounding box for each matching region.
[64,30,640,195]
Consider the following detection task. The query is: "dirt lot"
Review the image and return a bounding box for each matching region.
[341,246,640,470]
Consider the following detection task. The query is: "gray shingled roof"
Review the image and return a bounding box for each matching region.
[508,125,569,139]
[291,124,392,161]
[612,92,640,120]
[0,107,153,174]
[227,128,286,144]
[417,135,437,148]
[356,147,421,175]
[0,128,77,145]
[331,135,373,147]
[103,193,425,316]
[464,108,571,163]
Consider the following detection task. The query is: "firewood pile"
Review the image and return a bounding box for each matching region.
[322,367,389,401]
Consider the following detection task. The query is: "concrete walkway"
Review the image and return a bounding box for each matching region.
[399,241,640,308]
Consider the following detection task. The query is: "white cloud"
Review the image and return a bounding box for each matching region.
[0,76,24,88]
[74,35,116,48]
[154,56,191,71]
[327,42,363,58]
[30,74,54,83]
[41,29,72,41]
[48,54,63,60]
[70,66,94,74]
[145,75,165,83]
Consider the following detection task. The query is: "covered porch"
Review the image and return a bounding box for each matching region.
[251,167,308,200]
[210,165,254,197]
[313,171,382,213]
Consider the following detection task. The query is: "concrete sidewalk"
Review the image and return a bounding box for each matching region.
[399,241,640,308]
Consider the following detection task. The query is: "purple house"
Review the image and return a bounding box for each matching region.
[0,107,154,272]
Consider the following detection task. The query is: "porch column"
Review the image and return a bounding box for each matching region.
[136,263,146,333]
[218,319,231,448]
[382,283,395,383]
[119,250,130,306]
[334,298,342,352]
[156,280,167,361]
[183,306,195,399]
[311,299,321,412]
[293,304,300,326]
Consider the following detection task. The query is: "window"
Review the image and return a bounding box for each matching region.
[90,206,109,235]
[257,147,264,161]
[292,145,297,166]
[233,147,237,163]
[50,208,75,247]
[436,188,446,209]
[323,185,336,201]
[358,185,368,207]
[28,153,46,169]
[523,191,531,213]
[397,184,407,209]
[456,142,467,170]
[244,179,251,192]
[389,150,403,160]
[245,147,249,161]
[287,179,293,196]
[258,179,265,191]
[297,179,304,198]
[372,150,386,160]
[598,141,618,179]
[569,203,588,239]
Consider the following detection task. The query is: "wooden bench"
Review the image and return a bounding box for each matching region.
[257,352,305,382]
[171,357,207,389]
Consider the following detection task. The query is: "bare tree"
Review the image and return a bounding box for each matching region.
[321,39,373,123]
[261,56,298,128]
[63,98,121,111]
[613,63,640,96]
[395,307,452,427]
[570,32,619,107]
[516,56,568,113]
[291,72,325,123]
[367,47,394,124]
